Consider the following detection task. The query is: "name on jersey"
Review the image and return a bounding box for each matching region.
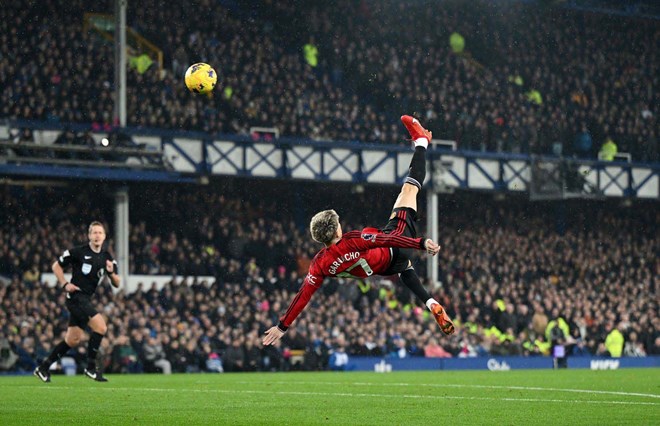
[328,251,360,275]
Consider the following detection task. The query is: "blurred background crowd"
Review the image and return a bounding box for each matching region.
[0,0,657,375]
[0,0,657,160]
[1,182,657,373]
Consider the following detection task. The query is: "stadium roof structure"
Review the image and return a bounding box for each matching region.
[1,120,658,200]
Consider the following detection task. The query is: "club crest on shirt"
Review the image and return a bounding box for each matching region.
[361,233,376,242]
[82,263,92,275]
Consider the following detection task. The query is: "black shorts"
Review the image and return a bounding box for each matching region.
[65,293,98,328]
[381,207,418,275]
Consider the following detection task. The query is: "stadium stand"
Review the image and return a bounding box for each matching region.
[0,1,657,158]
[1,182,657,372]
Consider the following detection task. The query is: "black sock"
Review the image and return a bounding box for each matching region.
[41,341,70,370]
[404,147,427,189]
[87,332,104,370]
[399,268,432,303]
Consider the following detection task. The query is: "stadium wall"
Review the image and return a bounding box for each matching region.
[40,273,215,293]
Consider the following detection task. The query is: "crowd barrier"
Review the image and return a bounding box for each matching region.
[345,356,660,372]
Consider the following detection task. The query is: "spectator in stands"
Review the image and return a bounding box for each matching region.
[111,335,141,374]
[604,323,625,358]
[599,136,618,161]
[328,336,350,371]
[243,336,262,372]
[573,123,593,158]
[623,331,647,357]
[165,339,188,373]
[0,334,18,371]
[205,351,224,373]
[143,336,172,374]
[222,336,246,373]
[650,337,660,356]
[423,336,452,358]
[52,127,77,159]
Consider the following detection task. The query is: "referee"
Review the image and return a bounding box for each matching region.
[34,221,120,382]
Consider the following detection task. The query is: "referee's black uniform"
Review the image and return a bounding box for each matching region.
[58,244,118,327]
[35,223,119,383]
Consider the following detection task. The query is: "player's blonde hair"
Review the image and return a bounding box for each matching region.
[88,221,106,234]
[309,209,339,245]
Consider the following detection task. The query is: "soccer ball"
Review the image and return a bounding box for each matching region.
[184,63,217,94]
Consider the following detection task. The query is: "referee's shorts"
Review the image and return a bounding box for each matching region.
[65,293,98,328]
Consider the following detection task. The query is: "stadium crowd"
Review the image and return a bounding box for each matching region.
[0,1,657,160]
[1,183,658,374]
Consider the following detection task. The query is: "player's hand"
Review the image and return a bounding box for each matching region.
[64,282,81,292]
[424,239,440,256]
[105,260,114,274]
[262,325,285,346]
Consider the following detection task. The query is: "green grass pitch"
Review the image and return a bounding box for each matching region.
[1,369,658,425]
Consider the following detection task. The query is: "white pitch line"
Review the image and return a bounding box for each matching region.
[6,385,658,407]
[233,380,660,400]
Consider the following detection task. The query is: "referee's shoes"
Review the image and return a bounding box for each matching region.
[33,366,51,383]
[84,368,109,382]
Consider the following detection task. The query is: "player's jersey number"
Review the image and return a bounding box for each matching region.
[336,258,374,278]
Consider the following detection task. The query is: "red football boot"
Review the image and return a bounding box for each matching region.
[401,115,432,142]
[430,303,455,335]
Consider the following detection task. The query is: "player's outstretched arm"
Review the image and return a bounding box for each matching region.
[263,270,323,345]
[347,231,441,255]
[424,239,440,256]
[262,325,285,346]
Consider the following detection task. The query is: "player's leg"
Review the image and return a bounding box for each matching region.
[34,326,84,382]
[399,263,455,335]
[399,263,432,302]
[383,206,455,335]
[85,314,108,381]
[391,115,432,212]
[65,326,85,347]
[392,184,420,212]
[394,116,454,335]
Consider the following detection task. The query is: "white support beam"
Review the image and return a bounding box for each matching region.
[114,187,130,284]
[114,0,127,127]
[426,191,439,286]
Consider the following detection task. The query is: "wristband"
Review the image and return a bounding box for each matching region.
[61,281,69,290]
[276,321,289,333]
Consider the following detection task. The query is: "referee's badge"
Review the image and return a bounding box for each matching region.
[82,263,92,275]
